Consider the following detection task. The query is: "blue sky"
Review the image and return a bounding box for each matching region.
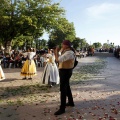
[43,0,120,46]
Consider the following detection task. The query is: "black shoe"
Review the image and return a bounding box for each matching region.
[22,77,27,80]
[66,103,75,107]
[28,78,32,80]
[54,109,65,115]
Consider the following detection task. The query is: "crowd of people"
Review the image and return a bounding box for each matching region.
[0,49,45,68]
[114,47,120,58]
[0,48,45,81]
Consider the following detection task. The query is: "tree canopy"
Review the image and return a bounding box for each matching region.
[0,0,66,52]
[48,18,76,47]
[93,42,102,48]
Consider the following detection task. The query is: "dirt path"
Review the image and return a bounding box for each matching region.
[0,55,120,120]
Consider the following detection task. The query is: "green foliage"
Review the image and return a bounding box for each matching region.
[79,38,87,48]
[37,39,47,49]
[103,43,110,49]
[0,0,65,51]
[72,37,87,50]
[49,18,76,45]
[47,40,56,49]
[12,35,33,49]
[93,42,102,48]
[72,37,81,49]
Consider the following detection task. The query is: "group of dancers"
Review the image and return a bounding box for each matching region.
[0,47,59,86]
[1,40,75,116]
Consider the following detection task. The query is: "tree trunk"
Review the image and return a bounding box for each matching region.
[4,40,12,54]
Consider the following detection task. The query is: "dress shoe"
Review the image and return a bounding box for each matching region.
[22,77,27,80]
[54,109,65,115]
[66,103,75,107]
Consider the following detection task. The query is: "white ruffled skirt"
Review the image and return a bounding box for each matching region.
[0,65,5,81]
[42,62,59,85]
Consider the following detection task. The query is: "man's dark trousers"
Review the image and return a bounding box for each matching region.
[59,69,74,111]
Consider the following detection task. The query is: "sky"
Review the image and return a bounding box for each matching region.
[42,0,120,46]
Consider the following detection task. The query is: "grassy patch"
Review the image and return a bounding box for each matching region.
[0,58,107,105]
[71,58,107,82]
[0,84,59,105]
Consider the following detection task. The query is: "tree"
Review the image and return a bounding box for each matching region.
[72,37,88,50]
[0,0,65,53]
[103,43,110,49]
[39,39,47,49]
[48,18,76,46]
[12,35,33,50]
[72,37,81,49]
[93,42,102,48]
[79,38,87,49]
[110,42,114,48]
[47,40,56,49]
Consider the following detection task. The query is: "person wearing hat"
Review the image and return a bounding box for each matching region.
[54,40,75,115]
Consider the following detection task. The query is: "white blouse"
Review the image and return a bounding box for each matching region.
[58,50,75,62]
[27,52,36,60]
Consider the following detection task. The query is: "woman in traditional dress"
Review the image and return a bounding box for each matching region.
[0,60,5,81]
[42,49,59,87]
[21,48,37,80]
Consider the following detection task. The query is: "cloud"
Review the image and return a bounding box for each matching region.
[86,3,120,19]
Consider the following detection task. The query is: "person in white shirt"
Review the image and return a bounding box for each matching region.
[21,48,37,80]
[42,49,59,87]
[54,40,75,115]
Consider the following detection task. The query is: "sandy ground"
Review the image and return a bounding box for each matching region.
[0,54,120,120]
